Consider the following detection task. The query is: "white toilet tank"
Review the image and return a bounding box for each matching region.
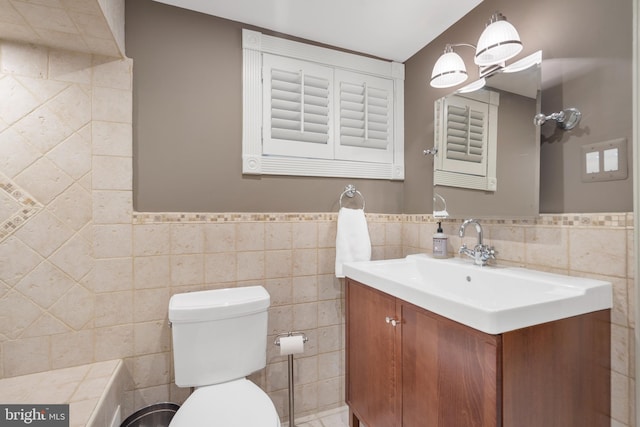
[168,286,270,388]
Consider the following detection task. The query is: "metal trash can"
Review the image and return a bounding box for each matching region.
[120,403,180,427]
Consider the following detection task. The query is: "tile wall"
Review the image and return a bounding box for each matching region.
[0,40,636,426]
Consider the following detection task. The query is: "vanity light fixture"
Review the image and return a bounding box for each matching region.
[430,44,473,88]
[430,11,523,89]
[474,12,523,67]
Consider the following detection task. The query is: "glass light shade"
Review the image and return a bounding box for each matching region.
[475,18,523,66]
[430,51,468,88]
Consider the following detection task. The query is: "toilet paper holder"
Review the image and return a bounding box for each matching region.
[274,331,308,427]
[274,331,308,347]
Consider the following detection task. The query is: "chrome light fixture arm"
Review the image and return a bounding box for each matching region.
[534,107,582,130]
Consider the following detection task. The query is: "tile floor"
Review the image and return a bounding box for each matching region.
[285,406,351,427]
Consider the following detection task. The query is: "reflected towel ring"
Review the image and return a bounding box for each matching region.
[339,185,365,210]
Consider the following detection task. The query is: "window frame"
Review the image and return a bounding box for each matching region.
[242,29,405,180]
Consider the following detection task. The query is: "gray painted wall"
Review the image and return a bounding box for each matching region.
[126,0,403,213]
[127,0,632,214]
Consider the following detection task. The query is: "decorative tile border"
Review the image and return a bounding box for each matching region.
[404,213,632,228]
[0,175,43,242]
[134,212,632,228]
[132,212,404,224]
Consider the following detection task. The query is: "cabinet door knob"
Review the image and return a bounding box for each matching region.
[385,316,399,327]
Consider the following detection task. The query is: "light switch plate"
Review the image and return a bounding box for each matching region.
[581,138,627,182]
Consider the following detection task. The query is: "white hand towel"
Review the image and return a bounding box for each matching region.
[335,207,371,278]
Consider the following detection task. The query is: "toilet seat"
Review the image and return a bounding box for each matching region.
[168,378,281,427]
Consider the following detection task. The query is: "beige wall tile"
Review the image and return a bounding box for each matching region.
[134,321,170,355]
[92,87,132,123]
[293,302,318,331]
[204,223,235,253]
[204,252,236,284]
[170,254,203,287]
[92,121,132,157]
[47,85,91,130]
[48,131,91,180]
[265,222,292,250]
[0,76,41,125]
[95,290,133,327]
[94,325,133,361]
[0,42,48,78]
[293,249,317,277]
[525,227,569,270]
[612,324,630,376]
[570,228,627,277]
[317,248,336,275]
[49,234,93,281]
[0,291,42,339]
[317,325,342,354]
[133,288,169,324]
[132,352,170,389]
[92,258,132,293]
[265,250,292,279]
[93,190,132,224]
[263,278,292,307]
[133,224,170,256]
[317,221,336,249]
[48,49,92,84]
[134,256,170,289]
[92,155,131,191]
[51,330,94,369]
[487,225,525,265]
[237,251,265,281]
[15,210,74,257]
[318,300,341,327]
[293,276,317,304]
[48,183,92,231]
[93,224,132,258]
[170,223,203,255]
[3,336,50,377]
[15,159,73,206]
[293,222,317,249]
[15,260,75,308]
[237,222,265,251]
[49,284,93,330]
[92,58,132,90]
[0,127,40,178]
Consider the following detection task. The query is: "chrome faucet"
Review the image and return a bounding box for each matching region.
[458,219,495,266]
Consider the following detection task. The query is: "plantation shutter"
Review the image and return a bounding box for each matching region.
[262,54,333,159]
[441,96,489,176]
[334,69,393,163]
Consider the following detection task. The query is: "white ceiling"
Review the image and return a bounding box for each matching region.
[152,0,483,62]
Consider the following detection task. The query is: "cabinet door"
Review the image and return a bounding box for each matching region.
[401,302,500,427]
[346,280,401,427]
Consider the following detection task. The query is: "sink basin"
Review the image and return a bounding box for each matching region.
[342,254,612,334]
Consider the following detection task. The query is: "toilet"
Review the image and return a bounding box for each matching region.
[167,286,281,427]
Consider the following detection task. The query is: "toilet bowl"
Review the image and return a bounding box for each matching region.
[168,379,280,426]
[168,286,280,427]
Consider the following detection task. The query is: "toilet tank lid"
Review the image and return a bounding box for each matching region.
[169,286,270,323]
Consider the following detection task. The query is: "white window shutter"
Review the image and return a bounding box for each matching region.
[263,54,333,159]
[441,96,489,176]
[243,29,405,180]
[334,69,393,163]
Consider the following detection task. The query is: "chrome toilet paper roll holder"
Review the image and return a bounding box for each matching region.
[275,331,308,427]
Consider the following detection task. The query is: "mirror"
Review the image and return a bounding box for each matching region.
[432,51,542,219]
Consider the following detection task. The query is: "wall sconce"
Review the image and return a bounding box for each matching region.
[430,12,523,89]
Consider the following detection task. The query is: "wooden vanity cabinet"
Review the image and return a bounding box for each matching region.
[345,278,610,427]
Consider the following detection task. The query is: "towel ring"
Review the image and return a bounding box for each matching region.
[339,185,365,210]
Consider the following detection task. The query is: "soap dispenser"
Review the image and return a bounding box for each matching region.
[432,222,448,259]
